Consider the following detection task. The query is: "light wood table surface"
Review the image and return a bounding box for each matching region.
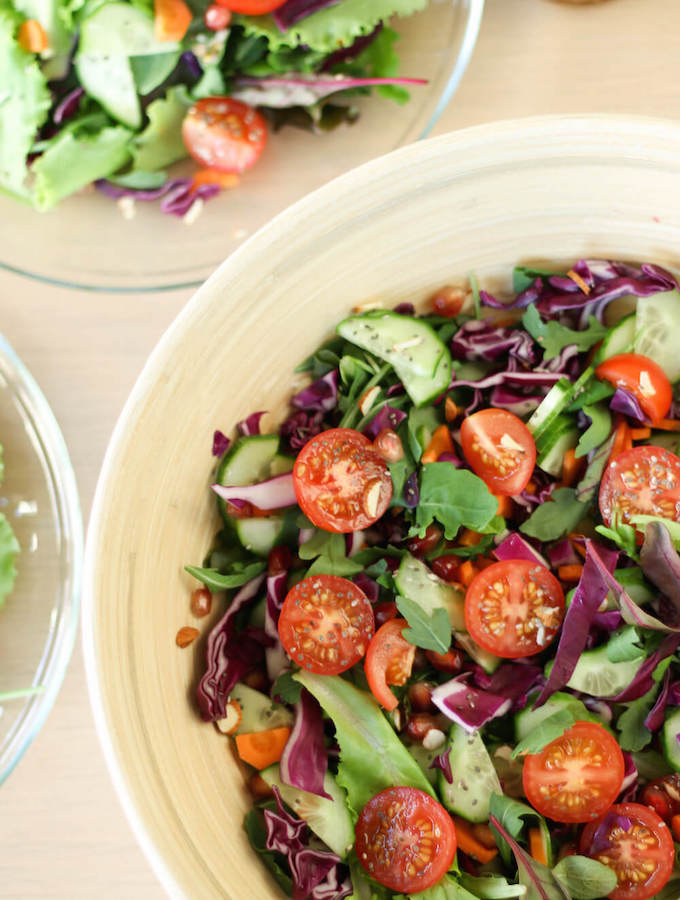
[1,0,678,895]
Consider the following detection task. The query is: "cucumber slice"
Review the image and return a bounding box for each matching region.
[662,708,680,772]
[229,682,293,734]
[235,515,286,557]
[536,424,579,477]
[215,435,293,525]
[514,691,598,742]
[545,644,644,698]
[595,313,636,363]
[527,379,574,439]
[634,289,680,382]
[75,54,141,129]
[78,2,179,56]
[337,311,452,407]
[438,725,502,822]
[405,741,440,786]
[260,765,354,858]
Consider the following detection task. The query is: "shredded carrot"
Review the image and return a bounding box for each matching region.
[608,419,633,464]
[630,426,652,441]
[154,0,192,41]
[524,480,537,495]
[560,447,585,487]
[452,817,498,864]
[471,822,497,849]
[458,560,478,587]
[494,494,514,518]
[654,418,680,432]
[566,268,591,296]
[528,827,549,866]
[421,424,454,464]
[445,396,459,423]
[558,564,584,582]
[235,726,291,770]
[671,814,680,843]
[568,534,588,559]
[192,169,240,191]
[18,19,48,52]
[458,529,483,548]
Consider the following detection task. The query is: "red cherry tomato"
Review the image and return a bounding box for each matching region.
[580,802,675,900]
[182,97,267,174]
[278,575,373,675]
[460,409,536,496]
[214,0,285,11]
[464,559,564,658]
[204,3,231,29]
[430,554,460,582]
[596,353,672,426]
[598,445,680,528]
[355,787,457,893]
[293,428,393,533]
[373,601,398,628]
[523,722,624,824]
[364,618,416,711]
[639,774,680,823]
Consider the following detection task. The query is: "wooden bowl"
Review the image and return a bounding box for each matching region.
[82,115,680,898]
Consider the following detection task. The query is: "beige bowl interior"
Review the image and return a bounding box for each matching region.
[83,115,680,899]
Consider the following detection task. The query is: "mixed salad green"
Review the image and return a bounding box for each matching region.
[186,259,680,900]
[1,0,429,215]
[0,443,22,704]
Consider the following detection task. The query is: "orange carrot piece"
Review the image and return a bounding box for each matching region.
[192,169,240,190]
[458,529,483,548]
[528,827,548,866]
[235,726,291,770]
[560,447,584,487]
[524,480,537,495]
[458,560,477,587]
[452,816,499,864]
[630,426,652,441]
[671,814,680,843]
[566,268,591,296]
[421,424,454,464]
[654,418,680,432]
[608,419,632,464]
[445,396,459,423]
[18,19,48,52]
[558,564,584,582]
[494,494,514,518]
[569,534,587,559]
[154,0,192,41]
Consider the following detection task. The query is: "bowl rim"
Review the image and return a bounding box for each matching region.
[0,331,83,786]
[0,0,485,296]
[81,112,680,897]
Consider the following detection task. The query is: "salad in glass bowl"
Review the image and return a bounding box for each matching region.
[3,0,442,217]
[182,257,680,900]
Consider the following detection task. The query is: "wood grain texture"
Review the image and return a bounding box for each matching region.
[4,1,680,897]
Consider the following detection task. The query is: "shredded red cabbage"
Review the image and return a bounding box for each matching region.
[231,74,427,109]
[613,633,680,703]
[431,675,512,732]
[265,786,308,853]
[547,539,580,569]
[619,752,638,801]
[489,386,542,417]
[238,411,267,436]
[53,87,84,124]
[280,410,324,451]
[591,610,623,631]
[292,371,339,414]
[610,388,649,425]
[471,663,544,711]
[273,0,342,29]
[212,429,231,457]
[95,177,221,217]
[280,689,331,799]
[197,574,266,720]
[362,405,407,440]
[180,50,202,78]
[265,571,288,681]
[588,809,632,855]
[403,471,419,508]
[212,472,296,510]
[393,302,415,316]
[493,533,549,568]
[450,320,537,365]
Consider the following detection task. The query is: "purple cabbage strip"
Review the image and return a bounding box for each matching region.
[449,368,563,392]
[610,387,649,425]
[362,405,407,440]
[352,572,379,604]
[612,633,680,703]
[437,451,462,466]
[640,521,680,626]
[321,23,383,71]
[212,429,231,457]
[231,74,427,108]
[534,541,619,707]
[197,574,266,721]
[668,681,680,706]
[644,670,672,732]
[493,533,549,568]
[591,610,623,631]
[472,663,544,712]
[95,177,221,217]
[212,472,296,510]
[489,386,542,417]
[450,320,537,365]
[431,675,512,732]
[429,751,453,784]
[53,87,84,124]
[265,571,289,681]
[583,697,613,725]
[292,371,339,414]
[280,689,331,799]
[237,411,267,436]
[274,0,342,29]
[264,786,307,854]
[280,410,324,451]
[345,530,366,557]
[548,539,580,569]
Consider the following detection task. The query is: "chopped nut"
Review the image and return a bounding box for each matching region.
[176,626,199,648]
[216,699,242,735]
[363,480,382,518]
[423,728,446,750]
[359,385,380,416]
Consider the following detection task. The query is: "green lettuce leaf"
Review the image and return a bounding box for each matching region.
[395,594,451,653]
[0,511,19,608]
[131,85,192,171]
[489,794,550,867]
[294,671,434,817]
[575,403,612,459]
[552,855,617,900]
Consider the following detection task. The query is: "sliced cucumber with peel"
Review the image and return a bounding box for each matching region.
[438,725,502,822]
[595,313,636,363]
[260,765,354,858]
[634,289,680,382]
[514,691,599,742]
[228,682,293,735]
[662,708,680,772]
[536,420,579,476]
[545,644,644,698]
[406,741,440,786]
[337,311,452,407]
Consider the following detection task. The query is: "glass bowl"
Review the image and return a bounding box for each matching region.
[0,333,83,785]
[0,0,484,293]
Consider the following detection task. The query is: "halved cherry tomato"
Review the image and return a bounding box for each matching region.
[460,409,536,496]
[365,618,415,711]
[204,3,231,30]
[598,445,680,528]
[278,575,373,675]
[425,648,463,673]
[596,353,672,426]
[355,787,457,893]
[215,0,285,11]
[293,428,393,533]
[182,97,267,174]
[580,802,675,900]
[464,559,564,658]
[639,774,680,823]
[523,722,624,824]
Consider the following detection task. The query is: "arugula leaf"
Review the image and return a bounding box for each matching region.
[552,856,617,900]
[567,379,615,412]
[489,816,569,900]
[520,487,588,541]
[595,515,639,560]
[0,511,19,608]
[299,530,363,576]
[489,794,550,867]
[294,672,434,818]
[575,404,612,459]
[511,707,575,758]
[513,265,559,294]
[271,670,302,705]
[523,306,606,361]
[606,626,643,662]
[184,560,266,591]
[413,463,499,540]
[458,873,526,899]
[616,686,657,751]
[395,595,451,653]
[387,422,417,506]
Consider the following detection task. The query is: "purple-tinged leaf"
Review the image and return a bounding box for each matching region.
[610,387,649,424]
[403,471,419,508]
[237,411,267,436]
[321,23,382,71]
[429,750,453,784]
[264,572,288,681]
[362,405,407,440]
[212,429,231,457]
[352,572,379,604]
[231,73,427,109]
[273,0,341,29]
[292,370,338,413]
[640,521,680,627]
[612,633,680,702]
[264,786,307,855]
[489,816,570,900]
[494,533,549,567]
[280,689,331,799]
[644,670,672,732]
[431,675,512,732]
[53,87,84,124]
